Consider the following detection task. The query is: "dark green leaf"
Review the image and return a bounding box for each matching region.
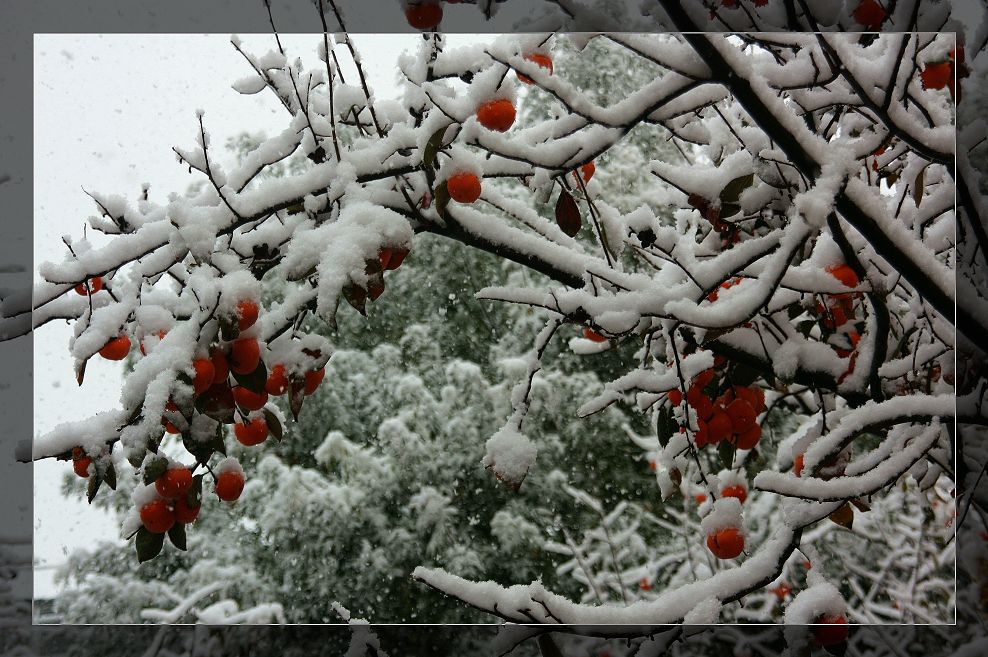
[195,384,236,424]
[422,126,447,174]
[167,523,188,551]
[103,461,117,490]
[787,304,804,320]
[232,360,268,395]
[188,474,204,509]
[135,527,165,563]
[86,472,102,504]
[342,284,367,317]
[434,181,450,220]
[289,381,305,422]
[718,441,735,469]
[285,202,305,215]
[730,361,761,388]
[143,456,170,486]
[720,173,754,204]
[657,407,673,448]
[720,202,742,219]
[264,409,284,442]
[219,314,240,342]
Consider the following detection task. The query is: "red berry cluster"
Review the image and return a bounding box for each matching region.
[140,467,201,534]
[668,364,766,450]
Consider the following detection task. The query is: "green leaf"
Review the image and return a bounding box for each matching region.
[232,360,268,395]
[720,173,754,205]
[720,202,742,219]
[103,461,117,490]
[264,409,284,442]
[434,181,450,220]
[143,456,170,486]
[718,441,735,469]
[730,361,761,388]
[422,126,447,175]
[787,304,804,320]
[657,407,673,448]
[219,314,240,342]
[135,527,165,563]
[188,474,204,509]
[285,202,305,215]
[289,381,306,422]
[195,384,236,424]
[342,284,367,317]
[86,472,102,504]
[167,523,188,551]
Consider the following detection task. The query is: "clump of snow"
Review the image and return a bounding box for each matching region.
[699,497,744,535]
[215,456,243,477]
[683,596,722,625]
[482,425,537,486]
[784,581,846,624]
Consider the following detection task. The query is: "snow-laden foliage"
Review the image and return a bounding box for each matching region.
[8,0,977,636]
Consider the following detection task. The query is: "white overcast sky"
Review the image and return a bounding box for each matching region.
[33,32,489,600]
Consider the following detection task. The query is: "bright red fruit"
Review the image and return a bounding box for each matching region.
[811,615,849,647]
[233,386,269,411]
[237,299,259,331]
[518,53,553,84]
[827,264,859,288]
[668,389,683,406]
[304,368,326,395]
[173,497,200,524]
[706,526,745,559]
[447,172,482,204]
[234,416,269,446]
[920,62,951,91]
[265,364,289,396]
[721,484,748,504]
[155,467,193,499]
[726,399,757,433]
[583,327,608,343]
[139,330,167,356]
[140,500,176,534]
[72,447,92,478]
[707,411,733,443]
[733,423,762,450]
[99,335,131,361]
[192,358,215,396]
[794,453,805,477]
[476,99,516,132]
[162,418,181,435]
[215,471,245,502]
[229,338,261,375]
[852,0,886,30]
[694,493,707,503]
[210,350,230,384]
[405,1,443,30]
[75,276,103,296]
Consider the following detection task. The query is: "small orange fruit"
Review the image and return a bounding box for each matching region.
[476,99,516,132]
[140,500,176,534]
[215,471,245,502]
[155,467,193,499]
[99,335,131,361]
[706,526,745,559]
[447,172,482,204]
